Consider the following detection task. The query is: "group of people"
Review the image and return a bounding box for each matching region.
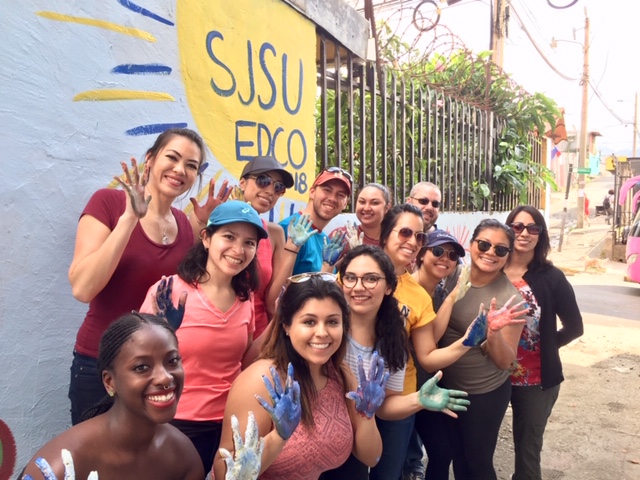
[21,128,583,480]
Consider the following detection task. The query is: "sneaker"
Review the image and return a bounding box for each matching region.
[403,473,426,480]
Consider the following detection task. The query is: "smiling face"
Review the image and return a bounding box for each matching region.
[420,243,459,281]
[511,211,540,256]
[239,170,286,214]
[284,297,344,372]
[146,135,201,199]
[341,254,391,319]
[356,186,390,230]
[383,212,424,271]
[103,324,184,425]
[470,227,510,277]
[408,184,441,230]
[309,180,349,222]
[203,222,258,279]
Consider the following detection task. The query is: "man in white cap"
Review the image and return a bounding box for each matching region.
[279,167,352,275]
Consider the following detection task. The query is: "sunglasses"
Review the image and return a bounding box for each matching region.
[429,246,461,262]
[473,239,511,257]
[325,167,353,185]
[410,197,441,209]
[340,273,385,289]
[249,174,286,195]
[288,272,337,284]
[393,227,428,246]
[510,222,543,235]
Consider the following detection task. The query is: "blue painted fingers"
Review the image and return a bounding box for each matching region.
[155,276,187,330]
[418,371,470,419]
[287,214,318,247]
[345,351,389,418]
[255,363,301,441]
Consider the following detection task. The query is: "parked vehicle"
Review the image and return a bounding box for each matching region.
[619,175,640,283]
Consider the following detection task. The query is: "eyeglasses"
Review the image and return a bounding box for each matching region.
[288,272,337,284]
[510,222,543,235]
[340,273,385,289]
[473,239,511,257]
[410,197,441,209]
[429,246,461,262]
[249,174,286,195]
[325,167,353,185]
[393,228,428,246]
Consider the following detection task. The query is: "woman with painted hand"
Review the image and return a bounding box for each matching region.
[67,128,230,425]
[438,219,530,480]
[321,245,470,479]
[214,274,383,480]
[21,313,203,480]
[504,206,583,480]
[139,200,267,474]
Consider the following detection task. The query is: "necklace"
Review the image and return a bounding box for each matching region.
[161,228,169,245]
[148,204,172,245]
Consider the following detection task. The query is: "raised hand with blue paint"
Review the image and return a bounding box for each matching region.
[23,449,98,480]
[287,213,318,247]
[462,308,488,347]
[255,363,301,441]
[153,275,187,330]
[219,412,264,480]
[418,371,470,418]
[345,351,389,418]
[322,230,346,267]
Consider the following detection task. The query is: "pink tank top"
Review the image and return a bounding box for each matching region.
[260,371,353,479]
[254,219,273,337]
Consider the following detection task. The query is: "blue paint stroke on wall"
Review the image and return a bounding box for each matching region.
[117,0,175,26]
[126,123,188,136]
[112,64,172,75]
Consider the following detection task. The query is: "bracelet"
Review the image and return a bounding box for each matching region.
[284,247,299,255]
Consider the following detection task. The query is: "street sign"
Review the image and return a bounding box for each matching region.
[577,167,591,174]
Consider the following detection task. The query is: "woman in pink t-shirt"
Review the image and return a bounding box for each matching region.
[140,200,268,475]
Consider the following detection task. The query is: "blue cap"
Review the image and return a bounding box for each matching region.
[207,201,268,240]
[425,230,465,257]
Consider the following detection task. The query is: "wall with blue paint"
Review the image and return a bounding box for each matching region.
[0,0,318,475]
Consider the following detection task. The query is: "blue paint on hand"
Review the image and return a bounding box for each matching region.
[345,352,388,418]
[462,311,487,347]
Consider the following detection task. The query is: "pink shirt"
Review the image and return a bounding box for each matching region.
[140,276,255,421]
[253,220,273,338]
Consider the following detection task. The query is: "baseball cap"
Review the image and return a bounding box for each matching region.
[312,167,352,195]
[207,201,268,240]
[425,230,465,257]
[241,156,294,188]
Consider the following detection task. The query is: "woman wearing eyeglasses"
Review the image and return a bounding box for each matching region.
[214,273,383,480]
[237,156,299,337]
[438,218,529,480]
[320,245,469,479]
[504,206,583,480]
[140,200,267,474]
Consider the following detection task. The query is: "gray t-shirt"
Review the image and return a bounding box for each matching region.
[440,273,526,395]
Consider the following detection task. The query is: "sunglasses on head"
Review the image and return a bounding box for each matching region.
[411,197,440,209]
[325,167,353,185]
[394,227,428,246]
[429,245,461,262]
[288,272,337,284]
[510,222,543,235]
[473,239,511,257]
[249,174,286,194]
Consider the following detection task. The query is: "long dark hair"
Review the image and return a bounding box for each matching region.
[80,313,177,421]
[338,245,409,372]
[260,277,350,426]
[471,218,515,249]
[379,203,424,250]
[177,224,259,301]
[505,205,552,271]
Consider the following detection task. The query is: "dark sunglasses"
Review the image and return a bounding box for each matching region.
[249,174,286,194]
[394,227,428,246]
[325,166,353,185]
[473,239,511,257]
[510,222,543,235]
[429,246,461,262]
[410,197,441,209]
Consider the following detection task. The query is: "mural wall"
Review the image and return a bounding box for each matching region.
[0,0,315,476]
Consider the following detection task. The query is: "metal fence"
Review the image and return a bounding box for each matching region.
[315,31,543,213]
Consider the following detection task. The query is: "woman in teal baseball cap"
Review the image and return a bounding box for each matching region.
[139,200,266,474]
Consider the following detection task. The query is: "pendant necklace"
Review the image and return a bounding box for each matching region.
[149,204,171,245]
[161,227,169,245]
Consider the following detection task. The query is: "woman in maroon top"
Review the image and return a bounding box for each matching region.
[67,128,227,425]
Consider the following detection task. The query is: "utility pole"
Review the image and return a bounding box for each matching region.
[576,8,589,229]
[491,0,507,67]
